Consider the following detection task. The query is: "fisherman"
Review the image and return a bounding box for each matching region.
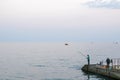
[87,55,90,66]
[106,58,110,68]
[111,59,113,64]
[111,59,113,69]
[99,61,103,66]
[86,54,90,71]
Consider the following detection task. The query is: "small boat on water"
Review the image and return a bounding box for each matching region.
[65,43,68,46]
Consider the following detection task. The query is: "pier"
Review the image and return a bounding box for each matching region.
[82,58,120,80]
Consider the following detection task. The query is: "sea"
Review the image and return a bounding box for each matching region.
[0,42,119,80]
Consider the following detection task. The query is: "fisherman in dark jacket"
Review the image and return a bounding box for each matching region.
[106,58,110,68]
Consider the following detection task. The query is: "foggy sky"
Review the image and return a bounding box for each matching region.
[0,0,120,42]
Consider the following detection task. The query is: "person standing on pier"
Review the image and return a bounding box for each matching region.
[106,58,110,68]
[111,59,113,69]
[86,55,90,71]
[87,55,90,66]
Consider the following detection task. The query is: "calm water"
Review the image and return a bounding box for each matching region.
[0,42,119,80]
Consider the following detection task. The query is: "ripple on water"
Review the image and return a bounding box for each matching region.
[68,65,81,70]
[15,76,25,79]
[33,64,46,68]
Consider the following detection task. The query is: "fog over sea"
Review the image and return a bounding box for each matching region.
[0,42,119,80]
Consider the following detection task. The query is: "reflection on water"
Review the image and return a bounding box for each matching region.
[87,73,90,80]
[0,42,119,80]
[83,72,115,80]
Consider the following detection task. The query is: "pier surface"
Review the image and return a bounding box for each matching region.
[82,64,120,80]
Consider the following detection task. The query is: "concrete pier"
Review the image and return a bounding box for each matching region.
[82,64,120,80]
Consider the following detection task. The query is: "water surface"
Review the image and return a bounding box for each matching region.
[0,42,119,80]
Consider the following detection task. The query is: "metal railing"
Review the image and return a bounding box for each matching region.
[112,58,120,69]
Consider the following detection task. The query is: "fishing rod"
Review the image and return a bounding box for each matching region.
[78,51,87,58]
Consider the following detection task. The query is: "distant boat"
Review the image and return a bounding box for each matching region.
[65,43,68,45]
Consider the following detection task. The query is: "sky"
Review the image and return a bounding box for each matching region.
[0,0,120,42]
